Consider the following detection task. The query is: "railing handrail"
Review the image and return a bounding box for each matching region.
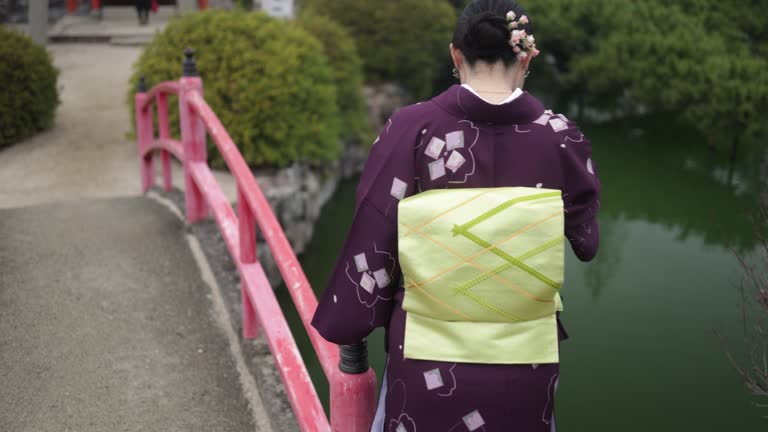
[139,138,183,161]
[137,81,180,111]
[186,91,342,375]
[134,49,376,432]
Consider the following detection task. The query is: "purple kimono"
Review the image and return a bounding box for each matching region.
[312,85,600,431]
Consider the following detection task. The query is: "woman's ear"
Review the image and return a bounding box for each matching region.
[450,43,464,70]
[520,54,533,73]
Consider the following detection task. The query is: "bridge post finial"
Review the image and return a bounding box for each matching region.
[339,340,369,375]
[138,74,147,93]
[183,47,198,77]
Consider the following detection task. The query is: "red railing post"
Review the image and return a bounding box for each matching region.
[330,342,378,432]
[330,376,377,431]
[238,187,259,339]
[156,93,173,192]
[135,75,156,193]
[179,48,208,223]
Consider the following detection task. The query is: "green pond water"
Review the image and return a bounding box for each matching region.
[276,121,766,431]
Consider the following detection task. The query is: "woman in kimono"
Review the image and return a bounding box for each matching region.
[312,0,600,430]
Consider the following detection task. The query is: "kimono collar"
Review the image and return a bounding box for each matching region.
[461,84,523,105]
[431,84,545,125]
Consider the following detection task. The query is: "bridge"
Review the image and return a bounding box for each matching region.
[0,47,376,431]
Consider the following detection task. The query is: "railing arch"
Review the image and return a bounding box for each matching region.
[134,48,377,432]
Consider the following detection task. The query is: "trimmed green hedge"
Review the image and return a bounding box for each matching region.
[128,10,341,168]
[0,27,59,149]
[303,0,457,99]
[296,13,371,145]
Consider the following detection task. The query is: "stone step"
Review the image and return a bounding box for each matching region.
[110,34,154,46]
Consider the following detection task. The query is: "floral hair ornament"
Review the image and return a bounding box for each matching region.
[506,11,540,61]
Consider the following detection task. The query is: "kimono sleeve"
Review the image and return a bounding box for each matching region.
[311,115,416,345]
[559,124,601,262]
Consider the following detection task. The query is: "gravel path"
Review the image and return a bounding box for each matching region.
[0,197,259,431]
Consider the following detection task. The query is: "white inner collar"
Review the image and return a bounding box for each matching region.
[461,84,523,105]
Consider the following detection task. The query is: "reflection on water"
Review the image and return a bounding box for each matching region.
[591,123,761,252]
[277,120,766,430]
[583,215,626,300]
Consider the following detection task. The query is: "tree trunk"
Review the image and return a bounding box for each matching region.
[727,134,740,186]
[706,129,718,153]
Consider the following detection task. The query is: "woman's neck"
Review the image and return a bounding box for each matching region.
[462,61,524,104]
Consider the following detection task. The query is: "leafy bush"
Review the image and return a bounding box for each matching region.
[128,10,341,168]
[0,27,59,149]
[302,0,457,99]
[296,12,371,145]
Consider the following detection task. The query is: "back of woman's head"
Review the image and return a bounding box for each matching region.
[453,0,532,67]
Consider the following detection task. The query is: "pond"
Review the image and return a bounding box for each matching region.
[276,119,767,431]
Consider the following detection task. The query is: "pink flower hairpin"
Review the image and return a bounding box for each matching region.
[506,11,540,61]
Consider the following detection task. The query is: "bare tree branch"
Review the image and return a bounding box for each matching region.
[721,199,768,418]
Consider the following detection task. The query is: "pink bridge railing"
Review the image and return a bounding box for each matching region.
[134,49,377,432]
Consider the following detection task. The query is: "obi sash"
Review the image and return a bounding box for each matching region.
[398,187,565,364]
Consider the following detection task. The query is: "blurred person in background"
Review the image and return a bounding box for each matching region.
[135,0,156,25]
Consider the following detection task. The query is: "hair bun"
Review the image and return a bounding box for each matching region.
[463,11,510,56]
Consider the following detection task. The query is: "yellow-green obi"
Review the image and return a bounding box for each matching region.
[398,187,565,365]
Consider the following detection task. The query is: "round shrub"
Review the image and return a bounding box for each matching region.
[129,10,340,168]
[303,0,457,99]
[0,27,59,149]
[296,13,371,146]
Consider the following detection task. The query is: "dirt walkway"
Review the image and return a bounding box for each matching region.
[0,43,236,210]
[0,43,268,431]
[0,44,142,208]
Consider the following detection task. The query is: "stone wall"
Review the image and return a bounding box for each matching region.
[364,83,412,134]
[252,163,339,286]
